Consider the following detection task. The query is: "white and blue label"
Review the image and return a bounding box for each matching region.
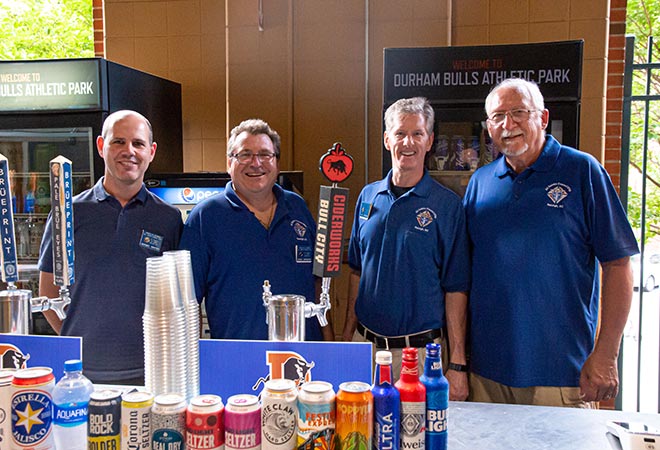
[11,389,53,446]
[54,402,88,427]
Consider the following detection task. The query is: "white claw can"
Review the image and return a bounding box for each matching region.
[261,379,297,450]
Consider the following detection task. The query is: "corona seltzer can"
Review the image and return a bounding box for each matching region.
[152,393,187,450]
[88,389,121,450]
[0,369,15,450]
[225,394,260,450]
[186,394,225,450]
[296,381,335,450]
[10,367,55,450]
[261,379,297,450]
[121,391,153,450]
[336,382,373,450]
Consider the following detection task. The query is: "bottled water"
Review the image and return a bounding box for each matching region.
[52,359,94,450]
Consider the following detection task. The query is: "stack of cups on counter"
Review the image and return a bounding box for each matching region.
[143,250,200,401]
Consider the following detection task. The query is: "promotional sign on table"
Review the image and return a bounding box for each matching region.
[200,340,372,399]
[0,333,82,379]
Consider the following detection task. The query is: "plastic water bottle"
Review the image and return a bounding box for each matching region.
[52,359,94,450]
[419,343,449,450]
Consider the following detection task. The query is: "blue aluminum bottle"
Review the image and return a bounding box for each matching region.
[371,350,400,450]
[419,343,448,450]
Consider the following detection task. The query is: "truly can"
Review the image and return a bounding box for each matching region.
[0,369,15,450]
[336,382,373,450]
[261,379,297,450]
[10,367,55,450]
[152,393,187,450]
[121,391,154,450]
[88,389,121,450]
[186,394,225,450]
[225,394,260,450]
[296,381,335,450]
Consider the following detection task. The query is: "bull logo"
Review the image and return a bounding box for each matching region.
[252,351,315,391]
[0,344,30,369]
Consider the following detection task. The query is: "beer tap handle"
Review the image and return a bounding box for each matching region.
[262,280,272,324]
[49,291,71,321]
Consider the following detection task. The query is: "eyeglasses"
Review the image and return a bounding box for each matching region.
[230,151,278,164]
[487,109,539,125]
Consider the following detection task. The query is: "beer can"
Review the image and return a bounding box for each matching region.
[10,366,55,450]
[152,393,187,450]
[336,382,373,450]
[225,394,260,450]
[0,369,15,450]
[186,394,224,450]
[121,391,154,450]
[88,389,121,450]
[261,379,297,450]
[296,381,335,450]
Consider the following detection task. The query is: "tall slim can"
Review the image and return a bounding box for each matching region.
[394,348,425,450]
[419,344,448,450]
[371,351,399,450]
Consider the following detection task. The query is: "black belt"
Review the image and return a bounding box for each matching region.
[357,323,443,349]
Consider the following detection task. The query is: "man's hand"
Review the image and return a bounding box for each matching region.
[579,351,619,402]
[446,370,468,401]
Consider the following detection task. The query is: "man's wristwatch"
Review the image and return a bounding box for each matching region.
[447,362,469,372]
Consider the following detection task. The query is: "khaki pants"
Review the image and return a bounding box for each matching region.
[352,330,448,381]
[469,372,596,408]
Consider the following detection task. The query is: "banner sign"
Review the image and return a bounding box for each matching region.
[199,340,372,399]
[0,334,82,380]
[0,59,102,112]
[313,186,349,278]
[384,40,583,104]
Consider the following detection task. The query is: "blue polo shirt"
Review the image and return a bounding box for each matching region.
[463,136,639,387]
[348,170,470,336]
[38,179,183,382]
[180,182,323,340]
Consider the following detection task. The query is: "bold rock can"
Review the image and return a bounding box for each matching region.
[225,394,260,450]
[121,391,154,450]
[335,382,373,450]
[10,367,55,450]
[88,389,122,450]
[187,394,225,450]
[152,393,187,450]
[296,381,335,450]
[261,379,297,450]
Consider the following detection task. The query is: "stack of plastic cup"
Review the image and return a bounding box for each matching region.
[164,250,200,400]
[143,254,189,398]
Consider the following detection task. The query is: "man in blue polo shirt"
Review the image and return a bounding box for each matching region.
[39,110,183,384]
[341,97,470,400]
[180,119,332,341]
[464,78,639,407]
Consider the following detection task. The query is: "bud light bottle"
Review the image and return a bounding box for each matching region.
[52,359,94,450]
[372,351,399,450]
[419,344,448,450]
[394,348,425,450]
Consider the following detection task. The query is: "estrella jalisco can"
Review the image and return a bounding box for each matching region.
[186,394,225,450]
[121,391,153,450]
[335,382,372,450]
[88,389,122,450]
[10,367,55,450]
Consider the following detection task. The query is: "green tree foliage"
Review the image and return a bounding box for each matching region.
[626,0,660,242]
[0,0,94,60]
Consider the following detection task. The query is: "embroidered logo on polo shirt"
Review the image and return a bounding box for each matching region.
[291,220,308,239]
[414,207,436,232]
[545,182,571,208]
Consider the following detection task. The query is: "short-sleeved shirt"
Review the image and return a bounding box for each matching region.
[179,181,323,340]
[348,170,470,336]
[463,135,639,387]
[38,178,183,382]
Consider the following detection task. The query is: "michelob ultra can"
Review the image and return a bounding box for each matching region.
[121,391,154,450]
[296,381,335,450]
[186,394,225,450]
[88,389,122,450]
[152,393,187,450]
[10,367,55,450]
[225,394,260,450]
[0,369,15,450]
[335,382,373,450]
[261,379,297,450]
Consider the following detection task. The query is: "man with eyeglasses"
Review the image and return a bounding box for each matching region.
[180,118,331,341]
[463,78,639,407]
[342,97,470,400]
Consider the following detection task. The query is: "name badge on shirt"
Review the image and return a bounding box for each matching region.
[359,201,372,220]
[296,245,313,263]
[140,230,164,252]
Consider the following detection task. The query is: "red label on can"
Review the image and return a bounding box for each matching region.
[186,395,225,450]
